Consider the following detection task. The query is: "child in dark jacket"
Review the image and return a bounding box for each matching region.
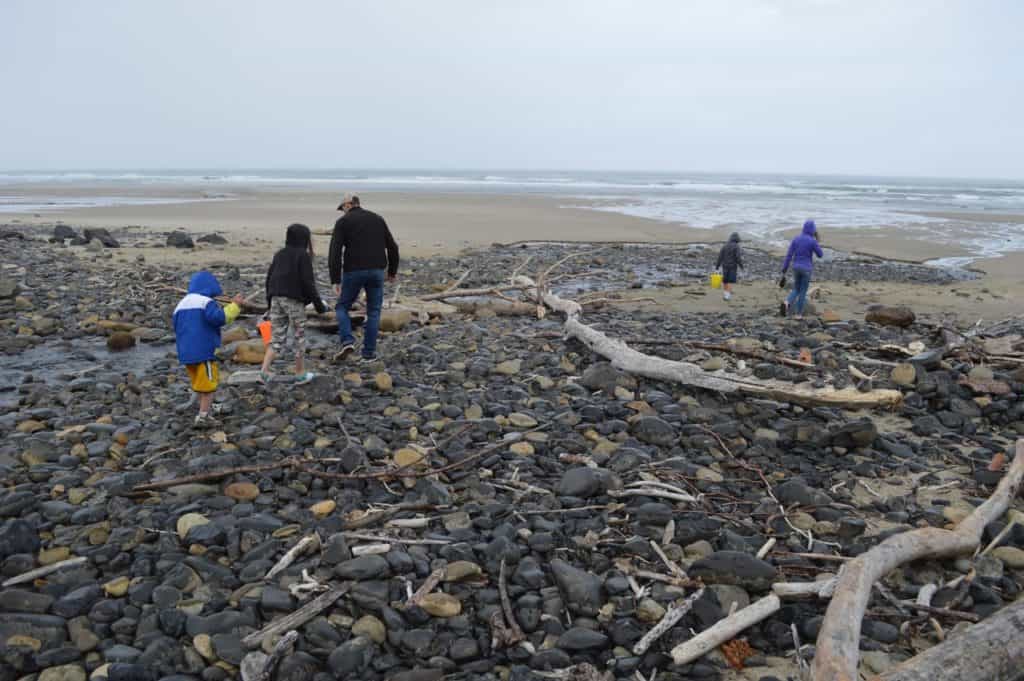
[715,232,743,300]
[173,271,243,428]
[261,223,327,384]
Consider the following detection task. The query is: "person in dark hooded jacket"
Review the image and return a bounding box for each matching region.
[780,219,823,318]
[715,232,743,300]
[261,223,327,385]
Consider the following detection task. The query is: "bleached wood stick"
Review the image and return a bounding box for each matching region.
[351,543,391,556]
[633,587,705,655]
[977,519,1016,557]
[916,583,938,607]
[265,534,319,581]
[670,595,782,665]
[1,556,88,587]
[405,567,446,608]
[242,584,349,648]
[756,537,776,560]
[812,439,1024,681]
[876,599,1024,681]
[251,630,298,681]
[772,579,837,599]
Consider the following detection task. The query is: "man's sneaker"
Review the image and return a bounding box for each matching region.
[211,402,226,415]
[333,344,355,362]
[193,413,217,429]
[360,355,378,365]
[295,371,316,385]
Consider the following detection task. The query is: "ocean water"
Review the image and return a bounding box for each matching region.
[3,169,1023,263]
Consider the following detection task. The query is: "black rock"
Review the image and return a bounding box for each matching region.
[166,231,195,249]
[557,627,609,650]
[52,224,80,242]
[829,418,878,449]
[197,234,228,245]
[83,228,120,247]
[335,554,391,580]
[0,588,53,613]
[550,559,604,615]
[689,551,777,591]
[52,583,103,618]
[631,416,677,446]
[557,467,614,498]
[0,519,40,558]
[774,479,832,507]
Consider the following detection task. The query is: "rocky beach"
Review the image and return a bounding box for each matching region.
[2,224,1024,681]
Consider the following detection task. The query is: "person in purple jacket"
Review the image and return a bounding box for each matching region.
[779,219,823,318]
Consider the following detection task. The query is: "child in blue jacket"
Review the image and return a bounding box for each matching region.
[173,271,244,427]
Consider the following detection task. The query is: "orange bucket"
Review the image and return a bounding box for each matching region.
[258,320,272,347]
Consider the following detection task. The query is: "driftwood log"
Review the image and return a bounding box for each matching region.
[812,439,1024,681]
[873,598,1024,681]
[516,276,902,409]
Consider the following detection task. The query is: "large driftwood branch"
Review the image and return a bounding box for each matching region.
[812,439,1024,681]
[420,285,530,301]
[874,598,1024,681]
[515,276,902,409]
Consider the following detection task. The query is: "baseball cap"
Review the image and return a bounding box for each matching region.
[337,193,358,210]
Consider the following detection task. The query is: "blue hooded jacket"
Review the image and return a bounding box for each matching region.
[173,271,238,365]
[782,219,823,273]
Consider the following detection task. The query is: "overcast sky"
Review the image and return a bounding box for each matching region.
[2,1,1021,178]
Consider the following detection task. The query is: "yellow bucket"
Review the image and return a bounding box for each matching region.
[709,273,723,289]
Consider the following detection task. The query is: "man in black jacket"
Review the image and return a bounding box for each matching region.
[328,194,400,362]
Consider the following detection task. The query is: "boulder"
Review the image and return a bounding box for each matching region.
[379,309,413,332]
[689,551,777,591]
[0,277,19,299]
[866,305,915,327]
[233,341,266,364]
[83,228,119,248]
[52,224,80,242]
[167,231,195,249]
[196,233,228,245]
[106,332,137,352]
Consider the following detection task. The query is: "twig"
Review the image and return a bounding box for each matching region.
[405,567,445,608]
[251,630,298,681]
[265,534,320,581]
[633,587,705,655]
[1,556,88,587]
[241,584,350,649]
[498,558,526,644]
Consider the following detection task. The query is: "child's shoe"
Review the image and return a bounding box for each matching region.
[295,371,316,385]
[193,413,217,429]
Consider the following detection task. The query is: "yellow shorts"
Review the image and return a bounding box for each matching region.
[186,361,219,393]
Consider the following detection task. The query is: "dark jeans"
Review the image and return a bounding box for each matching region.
[786,268,811,315]
[336,269,385,358]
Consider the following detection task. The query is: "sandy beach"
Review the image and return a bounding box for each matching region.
[3,181,1023,325]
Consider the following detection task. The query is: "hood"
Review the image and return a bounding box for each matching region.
[187,271,222,298]
[802,219,817,237]
[729,232,741,243]
[285,223,312,249]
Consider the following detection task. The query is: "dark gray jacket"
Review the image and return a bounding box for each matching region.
[716,233,743,270]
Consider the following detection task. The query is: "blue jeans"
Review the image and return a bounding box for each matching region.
[336,269,385,358]
[786,268,811,315]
